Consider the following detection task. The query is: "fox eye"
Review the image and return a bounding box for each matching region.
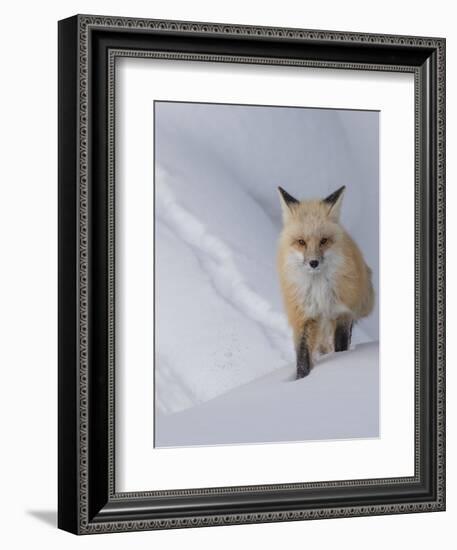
[320,238,328,246]
[298,239,306,247]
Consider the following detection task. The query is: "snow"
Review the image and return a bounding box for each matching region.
[154,101,379,426]
[155,342,379,447]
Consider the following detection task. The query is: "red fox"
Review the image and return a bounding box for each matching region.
[277,186,374,379]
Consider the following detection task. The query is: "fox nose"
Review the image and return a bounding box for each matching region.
[309,260,319,269]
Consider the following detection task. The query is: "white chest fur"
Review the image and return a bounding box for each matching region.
[286,251,351,319]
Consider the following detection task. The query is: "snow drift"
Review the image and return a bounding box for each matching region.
[156,342,379,447]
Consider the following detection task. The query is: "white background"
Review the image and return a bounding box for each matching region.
[117,60,413,490]
[0,0,454,548]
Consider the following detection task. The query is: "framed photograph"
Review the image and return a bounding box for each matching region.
[58,14,446,534]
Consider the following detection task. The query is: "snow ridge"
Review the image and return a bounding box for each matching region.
[155,353,198,415]
[156,168,294,363]
[156,342,380,447]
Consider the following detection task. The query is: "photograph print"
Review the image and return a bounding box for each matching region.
[154,100,379,448]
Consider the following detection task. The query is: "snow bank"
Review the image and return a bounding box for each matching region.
[155,342,379,447]
[156,170,292,362]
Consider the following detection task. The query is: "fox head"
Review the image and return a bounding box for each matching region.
[278,185,346,274]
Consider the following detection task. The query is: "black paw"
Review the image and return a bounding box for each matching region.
[335,342,349,352]
[334,324,352,352]
[296,367,310,379]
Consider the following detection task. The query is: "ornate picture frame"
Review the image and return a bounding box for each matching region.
[58,14,445,534]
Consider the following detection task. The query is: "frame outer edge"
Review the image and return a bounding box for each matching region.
[435,38,445,511]
[58,14,80,535]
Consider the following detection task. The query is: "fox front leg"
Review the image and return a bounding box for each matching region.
[334,316,353,352]
[296,320,317,379]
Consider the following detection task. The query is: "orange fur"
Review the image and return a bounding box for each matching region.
[277,186,374,375]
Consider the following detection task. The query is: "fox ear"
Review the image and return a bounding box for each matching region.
[278,186,299,221]
[323,186,346,220]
